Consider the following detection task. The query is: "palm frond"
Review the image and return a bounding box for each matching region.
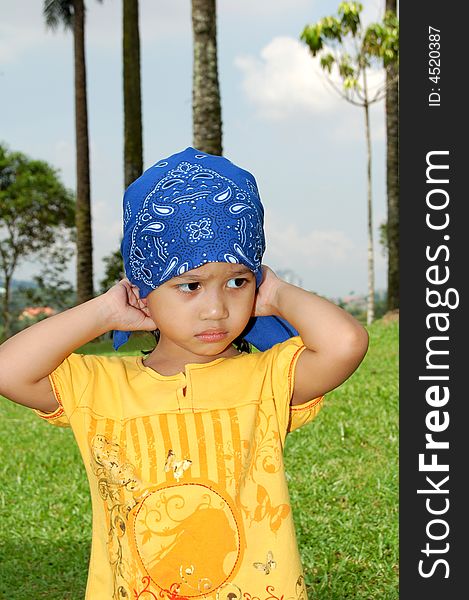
[43,0,74,31]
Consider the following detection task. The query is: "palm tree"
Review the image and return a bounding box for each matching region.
[385,0,399,311]
[44,0,97,304]
[123,0,143,188]
[191,0,222,155]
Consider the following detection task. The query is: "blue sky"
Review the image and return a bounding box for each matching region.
[1,0,388,298]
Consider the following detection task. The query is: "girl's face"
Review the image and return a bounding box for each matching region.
[145,262,256,361]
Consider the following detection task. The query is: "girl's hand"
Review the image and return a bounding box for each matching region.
[252,265,288,318]
[103,279,157,332]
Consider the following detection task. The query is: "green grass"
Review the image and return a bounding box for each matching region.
[285,320,399,598]
[0,321,398,599]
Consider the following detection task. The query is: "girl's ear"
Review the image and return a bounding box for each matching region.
[140,297,155,324]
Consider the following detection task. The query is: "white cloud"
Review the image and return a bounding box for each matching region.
[219,0,312,18]
[0,1,189,64]
[93,201,122,248]
[327,99,386,144]
[235,35,388,125]
[85,1,191,50]
[264,214,357,269]
[235,36,340,120]
[262,213,387,297]
[0,21,64,64]
[53,140,75,185]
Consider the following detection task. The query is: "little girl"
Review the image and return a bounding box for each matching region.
[0,147,368,599]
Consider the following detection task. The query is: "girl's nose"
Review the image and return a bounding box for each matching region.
[200,289,229,320]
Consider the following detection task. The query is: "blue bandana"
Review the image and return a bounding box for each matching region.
[113,147,297,351]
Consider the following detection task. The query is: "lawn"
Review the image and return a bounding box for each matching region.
[0,321,398,599]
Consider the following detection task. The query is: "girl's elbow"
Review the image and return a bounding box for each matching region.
[342,323,369,364]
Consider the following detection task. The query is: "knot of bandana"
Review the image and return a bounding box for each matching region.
[113,147,297,351]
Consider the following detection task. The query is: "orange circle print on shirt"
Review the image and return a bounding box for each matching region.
[130,482,244,596]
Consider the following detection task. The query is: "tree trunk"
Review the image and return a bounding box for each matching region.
[191,0,222,155]
[74,0,94,304]
[123,0,143,188]
[363,67,375,325]
[386,0,399,311]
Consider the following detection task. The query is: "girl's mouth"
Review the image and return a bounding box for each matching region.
[195,330,228,343]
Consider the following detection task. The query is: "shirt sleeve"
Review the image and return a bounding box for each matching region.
[269,336,324,442]
[33,353,94,427]
[287,396,324,434]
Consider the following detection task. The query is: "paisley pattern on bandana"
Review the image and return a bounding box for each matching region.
[122,150,265,296]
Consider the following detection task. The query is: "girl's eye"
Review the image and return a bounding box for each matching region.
[227,277,247,289]
[178,282,200,293]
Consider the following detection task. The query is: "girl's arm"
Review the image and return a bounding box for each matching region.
[254,266,369,406]
[0,280,156,412]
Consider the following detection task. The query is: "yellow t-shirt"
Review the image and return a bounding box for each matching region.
[36,336,323,600]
